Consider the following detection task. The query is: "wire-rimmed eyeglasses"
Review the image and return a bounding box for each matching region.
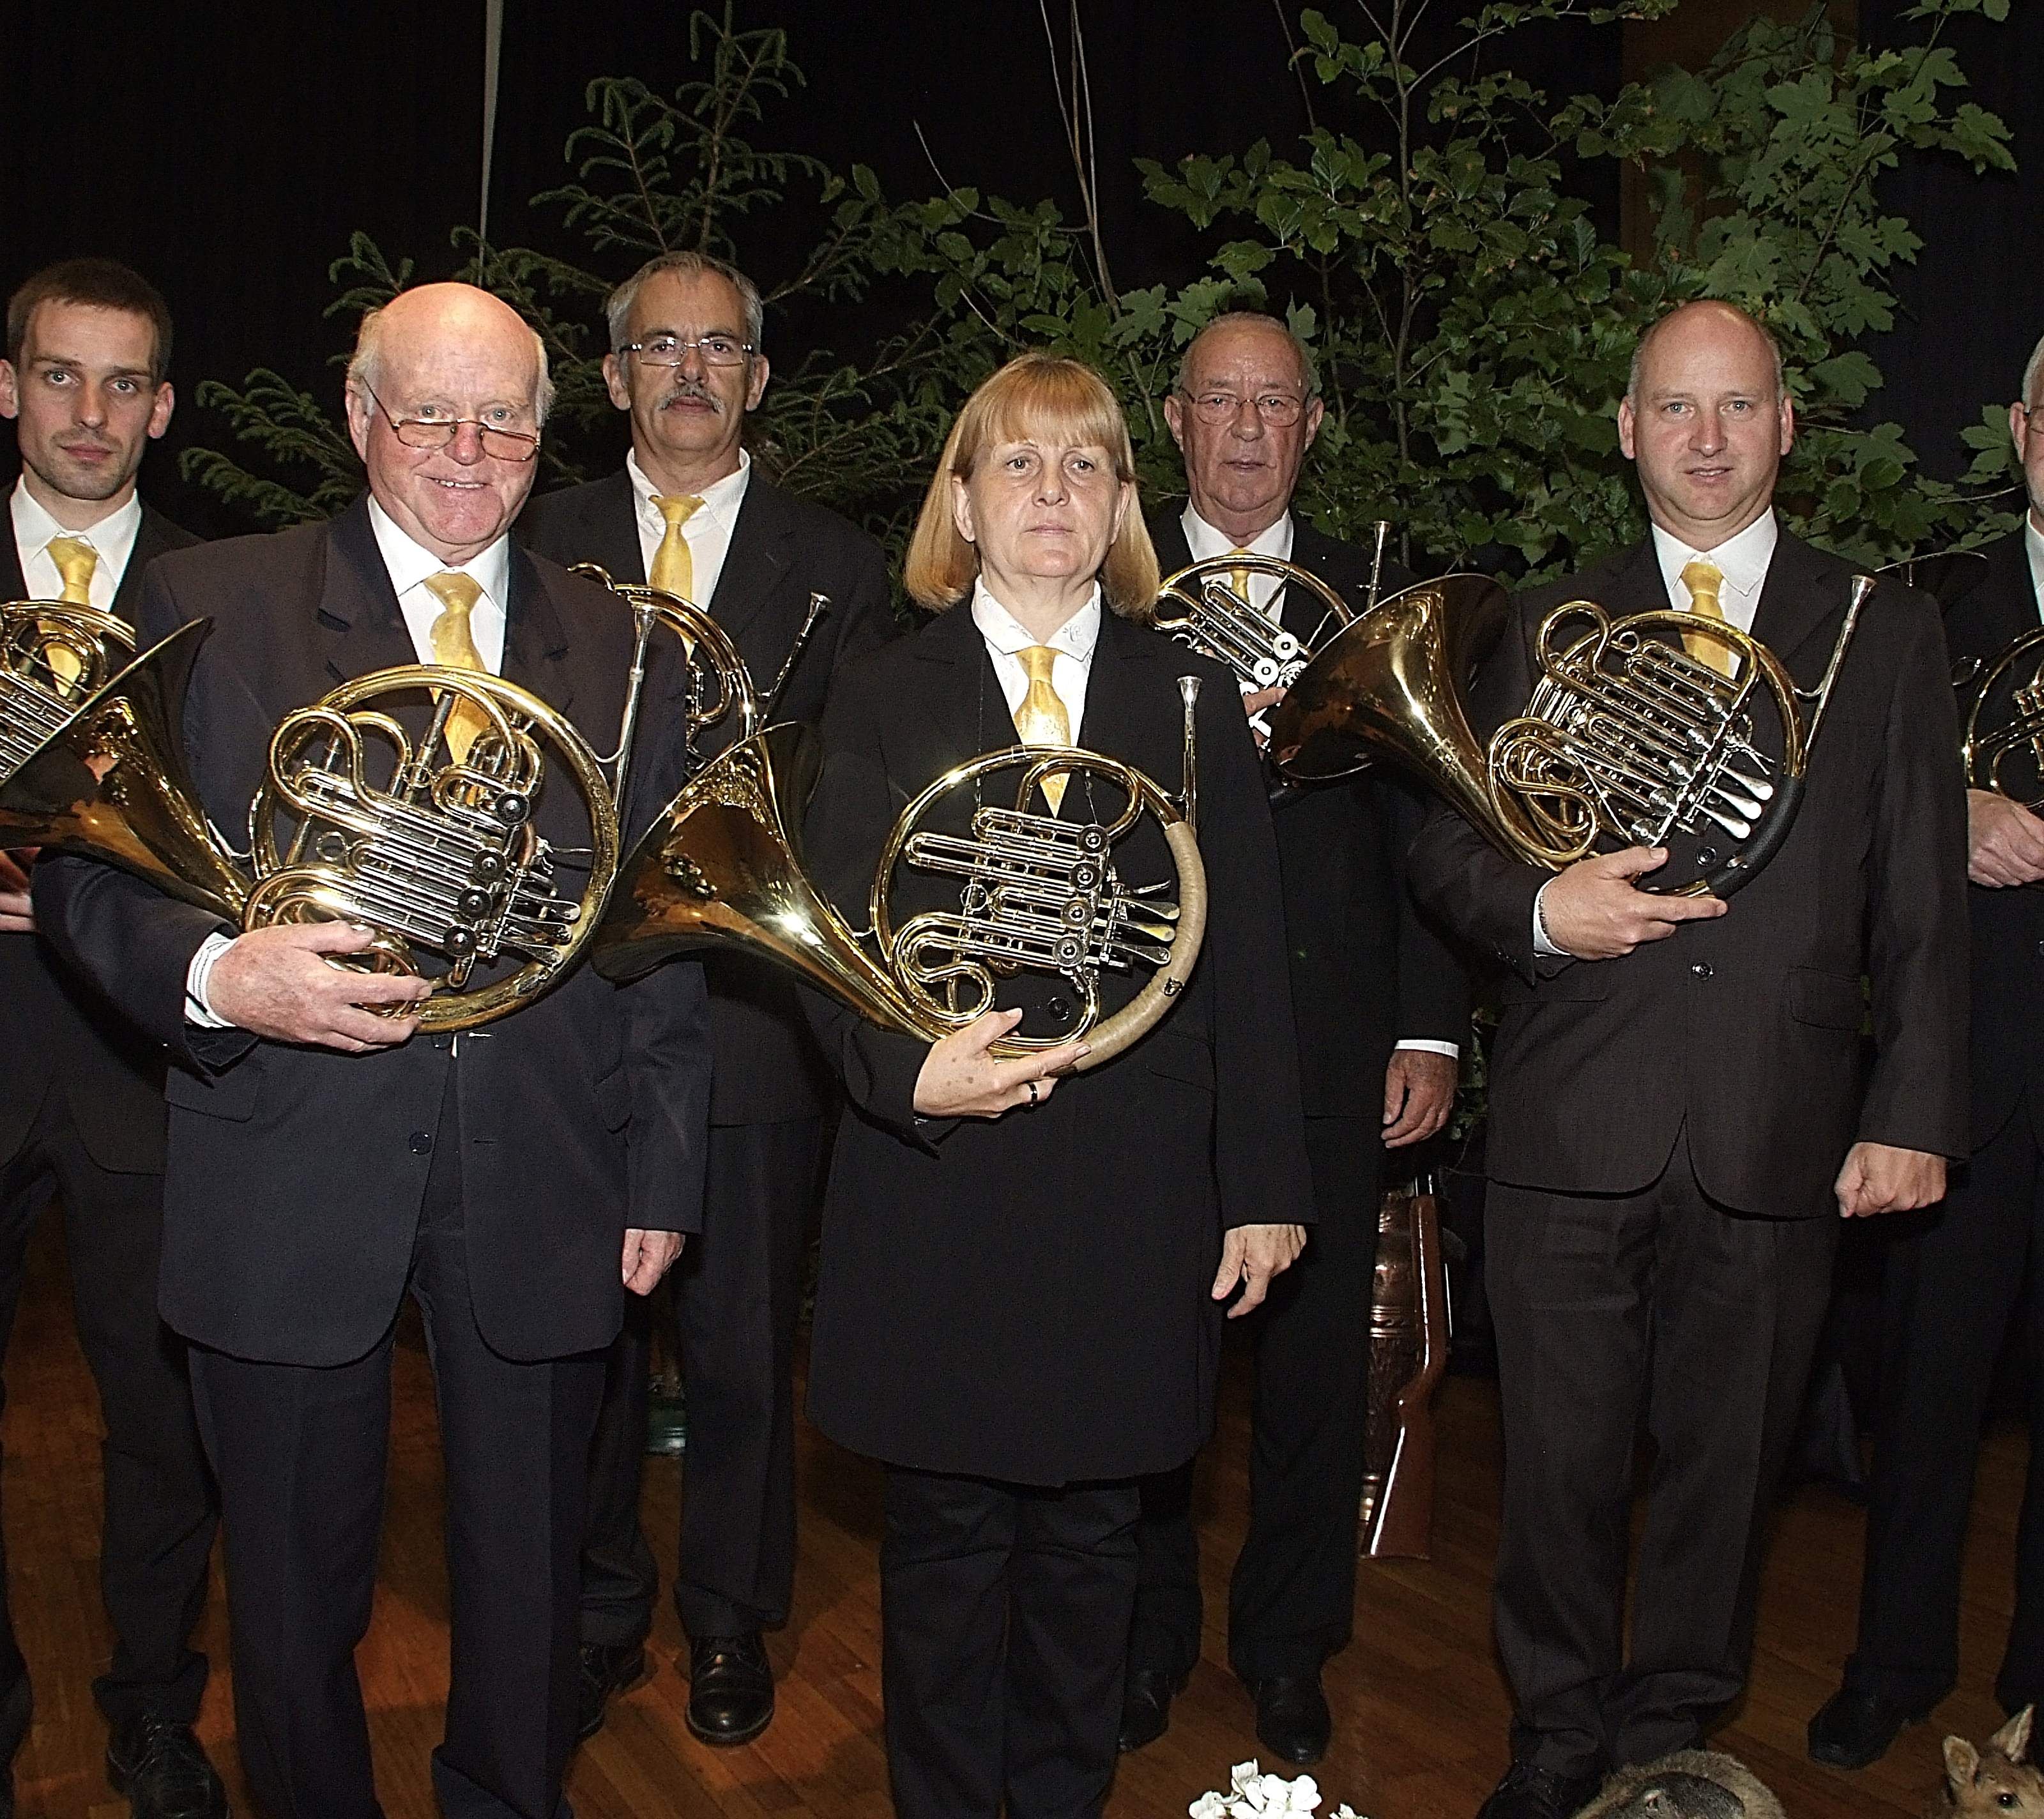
[616,333,754,369]
[1178,389,1308,429]
[360,385,542,462]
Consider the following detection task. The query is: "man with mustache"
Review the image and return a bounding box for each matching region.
[0,259,220,1819]
[1408,298,1967,1819]
[522,250,892,1749]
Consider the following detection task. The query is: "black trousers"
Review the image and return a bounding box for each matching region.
[1486,1137,1837,1779]
[189,1074,606,1819]
[0,1080,214,1760]
[580,1116,821,1647]
[881,1466,1140,1819]
[1129,1115,1382,1682]
[1845,1099,2044,1714]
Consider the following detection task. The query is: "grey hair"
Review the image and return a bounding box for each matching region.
[605,250,765,354]
[1626,300,1785,405]
[2021,331,2044,411]
[1175,310,1322,400]
[346,300,556,426]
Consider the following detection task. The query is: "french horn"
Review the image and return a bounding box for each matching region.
[593,678,1209,1070]
[1270,571,1876,897]
[1960,625,2044,808]
[1,597,137,784]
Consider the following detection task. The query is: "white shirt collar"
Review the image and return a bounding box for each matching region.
[2025,515,2044,619]
[627,446,752,530]
[969,577,1103,664]
[1651,508,1778,614]
[1181,503,1293,565]
[10,478,144,595]
[366,494,512,609]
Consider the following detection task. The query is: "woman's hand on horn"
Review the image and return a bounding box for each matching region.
[912,1007,1088,1119]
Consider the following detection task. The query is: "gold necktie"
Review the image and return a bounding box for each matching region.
[1228,545,1253,608]
[650,494,706,602]
[42,537,97,689]
[422,571,491,762]
[1012,644,1071,814]
[1679,558,1735,678]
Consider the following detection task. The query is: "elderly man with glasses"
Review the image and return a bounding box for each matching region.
[521,249,892,1750]
[1122,310,1467,1768]
[37,281,712,1819]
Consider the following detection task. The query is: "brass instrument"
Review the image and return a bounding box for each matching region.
[0,598,141,785]
[1270,571,1876,897]
[1360,1173,1451,1560]
[1960,625,2044,808]
[1152,552,1359,694]
[594,679,1209,1071]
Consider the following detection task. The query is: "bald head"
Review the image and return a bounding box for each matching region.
[1617,300,1794,551]
[343,284,551,565]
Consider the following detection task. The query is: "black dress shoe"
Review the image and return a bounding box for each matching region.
[106,1714,229,1819]
[576,1640,650,1743]
[1117,1667,1185,1754]
[1252,1673,1332,1767]
[1807,1684,1926,1769]
[686,1633,775,1747]
[1474,1760,1605,1819]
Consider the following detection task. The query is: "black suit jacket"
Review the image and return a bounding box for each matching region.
[1150,514,1467,1121]
[35,497,712,1366]
[1407,529,1969,1217]
[797,605,1315,1484]
[2,502,197,1173]
[1942,529,2044,1148]
[521,468,894,1125]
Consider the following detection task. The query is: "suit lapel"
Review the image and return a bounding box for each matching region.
[316,496,428,689]
[709,478,795,650]
[579,469,646,586]
[0,531,23,604]
[910,603,998,768]
[1750,531,1850,675]
[501,544,574,717]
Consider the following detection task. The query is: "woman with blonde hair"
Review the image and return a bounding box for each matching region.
[799,351,1313,1818]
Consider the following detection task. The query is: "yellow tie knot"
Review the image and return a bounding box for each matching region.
[46,536,98,606]
[1012,644,1071,813]
[650,494,706,602]
[421,572,489,760]
[1678,558,1735,678]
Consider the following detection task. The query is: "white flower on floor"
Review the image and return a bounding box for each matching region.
[1187,1758,1368,1818]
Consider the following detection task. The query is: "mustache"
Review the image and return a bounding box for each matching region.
[659,380,723,414]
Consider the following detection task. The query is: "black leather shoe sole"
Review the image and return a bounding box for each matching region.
[1806,1686,1927,1769]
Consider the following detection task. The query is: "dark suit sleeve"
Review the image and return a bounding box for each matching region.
[1197,675,1316,1229]
[33,561,248,1070]
[798,661,943,1142]
[622,961,712,1233]
[1381,773,1470,1045]
[827,533,897,671]
[1405,600,1554,987]
[1859,594,1970,1157]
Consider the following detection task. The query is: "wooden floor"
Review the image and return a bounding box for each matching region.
[3,1215,2027,1819]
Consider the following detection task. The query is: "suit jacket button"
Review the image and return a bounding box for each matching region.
[409,1131,434,1155]
[1689,961,1713,979]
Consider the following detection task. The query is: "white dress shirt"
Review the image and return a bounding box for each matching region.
[1181,503,1293,623]
[970,576,1101,741]
[627,448,751,608]
[2025,515,2044,621]
[11,480,143,609]
[1533,509,1782,958]
[187,503,519,1026]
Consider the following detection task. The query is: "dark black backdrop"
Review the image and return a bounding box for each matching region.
[0,1,2032,541]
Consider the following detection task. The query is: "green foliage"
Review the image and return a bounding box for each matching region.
[184,0,2022,579]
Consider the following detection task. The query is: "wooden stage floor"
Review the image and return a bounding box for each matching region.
[3,1217,2027,1819]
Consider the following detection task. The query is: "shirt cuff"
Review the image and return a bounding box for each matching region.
[185,931,237,1029]
[1394,1039,1459,1058]
[1532,880,1569,959]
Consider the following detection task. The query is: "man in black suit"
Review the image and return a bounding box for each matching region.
[0,259,221,1819]
[1123,312,1466,1766]
[1806,339,2044,1769]
[37,283,711,1819]
[1407,300,1969,1819]
[521,249,891,1748]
